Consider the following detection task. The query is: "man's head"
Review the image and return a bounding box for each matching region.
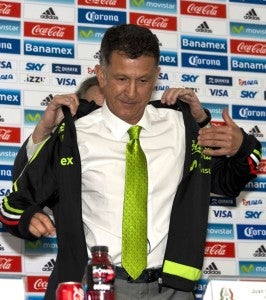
[96,24,161,125]
[76,76,104,106]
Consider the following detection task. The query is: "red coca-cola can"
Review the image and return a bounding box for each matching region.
[56,282,84,300]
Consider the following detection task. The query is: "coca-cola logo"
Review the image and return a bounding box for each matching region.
[0,2,20,17]
[205,242,235,257]
[181,1,226,18]
[237,42,266,55]
[83,0,118,5]
[24,22,74,40]
[0,3,11,14]
[0,256,22,272]
[31,25,66,38]
[257,160,266,174]
[27,276,49,292]
[187,3,218,16]
[137,16,169,29]
[130,12,177,31]
[34,278,48,290]
[0,127,20,143]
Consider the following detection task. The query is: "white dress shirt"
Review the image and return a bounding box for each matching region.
[75,102,185,268]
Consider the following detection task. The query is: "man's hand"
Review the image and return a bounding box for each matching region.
[32,93,79,144]
[29,212,56,238]
[198,108,243,156]
[161,88,207,122]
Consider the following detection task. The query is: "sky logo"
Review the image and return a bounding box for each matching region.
[231,56,266,73]
[24,40,74,58]
[78,9,126,25]
[206,223,234,240]
[232,105,266,121]
[181,36,227,53]
[182,53,228,70]
[0,38,20,54]
[237,224,266,240]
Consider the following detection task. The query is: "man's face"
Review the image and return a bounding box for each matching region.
[97,51,160,124]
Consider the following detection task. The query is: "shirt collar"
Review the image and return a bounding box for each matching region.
[102,102,152,140]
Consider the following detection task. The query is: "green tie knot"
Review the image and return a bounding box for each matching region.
[128,125,141,140]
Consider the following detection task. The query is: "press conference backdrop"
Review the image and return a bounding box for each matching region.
[0,0,265,299]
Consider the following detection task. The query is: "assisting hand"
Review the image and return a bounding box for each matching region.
[32,94,79,144]
[161,88,207,123]
[29,212,56,237]
[198,108,243,156]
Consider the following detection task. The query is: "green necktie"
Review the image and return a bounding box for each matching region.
[122,125,148,280]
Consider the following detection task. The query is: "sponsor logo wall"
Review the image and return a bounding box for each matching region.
[0,0,265,299]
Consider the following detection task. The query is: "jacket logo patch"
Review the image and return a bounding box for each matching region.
[60,157,73,166]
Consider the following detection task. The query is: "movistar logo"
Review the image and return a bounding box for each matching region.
[26,240,42,249]
[80,29,94,38]
[241,263,254,273]
[132,0,145,7]
[231,25,245,34]
[25,113,42,123]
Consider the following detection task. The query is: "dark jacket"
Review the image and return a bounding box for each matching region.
[0,100,262,299]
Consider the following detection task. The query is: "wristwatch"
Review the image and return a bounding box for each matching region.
[197,108,211,128]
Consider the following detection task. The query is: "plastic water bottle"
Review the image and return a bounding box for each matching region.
[85,246,115,300]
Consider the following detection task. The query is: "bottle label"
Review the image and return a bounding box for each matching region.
[92,264,115,291]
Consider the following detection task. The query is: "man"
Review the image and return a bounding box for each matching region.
[0,24,261,300]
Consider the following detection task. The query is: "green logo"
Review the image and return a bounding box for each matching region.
[26,113,42,123]
[26,240,42,249]
[132,0,145,7]
[80,30,94,38]
[231,25,244,34]
[241,264,254,273]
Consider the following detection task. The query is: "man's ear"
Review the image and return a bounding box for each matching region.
[95,64,105,88]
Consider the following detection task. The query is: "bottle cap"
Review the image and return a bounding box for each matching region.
[91,245,109,253]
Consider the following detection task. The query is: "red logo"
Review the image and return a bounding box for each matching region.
[257,159,266,175]
[0,256,22,272]
[26,276,49,293]
[0,1,20,18]
[78,0,126,8]
[181,1,226,18]
[231,39,266,56]
[0,126,20,143]
[205,242,235,257]
[130,12,177,31]
[24,22,74,40]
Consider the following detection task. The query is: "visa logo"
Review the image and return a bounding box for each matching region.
[245,211,263,219]
[25,63,45,71]
[209,89,229,97]
[0,188,11,196]
[158,73,169,80]
[213,210,233,218]
[240,91,258,99]
[181,74,199,83]
[56,78,77,86]
[0,61,12,69]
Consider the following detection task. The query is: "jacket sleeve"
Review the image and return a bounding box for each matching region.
[211,129,262,197]
[0,135,58,240]
[12,137,29,181]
